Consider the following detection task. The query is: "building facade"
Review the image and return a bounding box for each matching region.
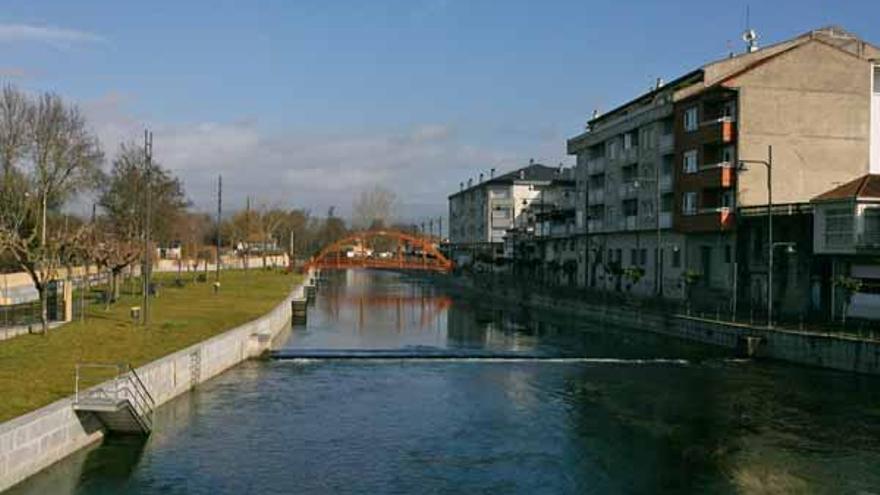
[447,163,574,266]
[566,25,880,309]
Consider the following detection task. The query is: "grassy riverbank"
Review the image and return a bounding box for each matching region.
[0,269,301,422]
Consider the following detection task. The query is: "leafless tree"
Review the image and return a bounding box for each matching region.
[0,87,103,333]
[352,185,396,230]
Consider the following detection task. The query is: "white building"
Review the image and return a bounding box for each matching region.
[448,163,574,265]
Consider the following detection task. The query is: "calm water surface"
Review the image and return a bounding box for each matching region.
[10,270,880,494]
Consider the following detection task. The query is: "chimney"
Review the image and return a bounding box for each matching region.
[655,77,664,89]
[467,178,473,188]
[490,168,495,179]
[460,182,464,191]
[519,170,525,180]
[479,173,484,183]
[529,158,535,165]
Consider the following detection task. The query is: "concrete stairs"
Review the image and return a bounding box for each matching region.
[73,364,154,436]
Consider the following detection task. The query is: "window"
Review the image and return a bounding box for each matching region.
[608,249,614,263]
[824,208,853,248]
[721,190,735,209]
[623,131,638,150]
[489,188,510,199]
[724,245,732,263]
[721,100,737,120]
[672,248,681,268]
[630,248,638,265]
[721,145,735,164]
[684,106,699,131]
[623,199,638,217]
[640,248,647,266]
[874,66,880,94]
[682,192,698,215]
[683,150,698,173]
[661,193,674,212]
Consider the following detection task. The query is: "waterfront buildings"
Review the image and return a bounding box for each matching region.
[447,25,880,320]
[567,25,880,317]
[447,162,574,266]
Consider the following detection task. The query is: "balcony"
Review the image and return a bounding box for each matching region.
[659,133,674,152]
[587,157,606,174]
[620,147,638,164]
[856,231,880,250]
[622,216,637,230]
[677,207,735,232]
[681,162,735,189]
[587,220,605,233]
[698,117,737,144]
[588,188,605,204]
[659,174,672,191]
[659,211,672,229]
[619,182,639,198]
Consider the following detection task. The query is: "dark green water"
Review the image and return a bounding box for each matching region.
[10,270,880,494]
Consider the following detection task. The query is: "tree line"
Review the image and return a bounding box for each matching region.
[0,83,350,333]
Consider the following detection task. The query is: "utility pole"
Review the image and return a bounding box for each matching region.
[739,145,773,327]
[438,217,443,240]
[244,196,251,272]
[142,130,153,326]
[215,175,222,282]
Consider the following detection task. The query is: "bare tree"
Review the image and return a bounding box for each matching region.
[0,87,103,333]
[352,185,396,230]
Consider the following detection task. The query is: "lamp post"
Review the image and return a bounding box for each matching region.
[739,145,773,326]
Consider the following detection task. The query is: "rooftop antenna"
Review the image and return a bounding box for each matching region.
[743,5,759,53]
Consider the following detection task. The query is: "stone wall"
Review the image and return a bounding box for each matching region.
[0,275,308,492]
[440,274,880,374]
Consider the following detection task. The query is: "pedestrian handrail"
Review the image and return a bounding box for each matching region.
[75,362,154,432]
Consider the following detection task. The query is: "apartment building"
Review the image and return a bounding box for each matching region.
[447,162,573,265]
[568,25,880,310]
[673,26,880,313]
[567,77,691,298]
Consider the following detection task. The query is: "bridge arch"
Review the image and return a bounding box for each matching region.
[305,230,453,273]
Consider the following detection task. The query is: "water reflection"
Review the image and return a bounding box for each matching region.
[9,269,880,494]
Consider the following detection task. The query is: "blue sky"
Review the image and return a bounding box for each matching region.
[2,0,878,221]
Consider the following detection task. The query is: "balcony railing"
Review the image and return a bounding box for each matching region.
[659,174,672,191]
[622,216,637,230]
[588,188,605,204]
[587,220,605,233]
[659,212,672,229]
[587,157,606,174]
[619,182,639,198]
[857,231,880,248]
[699,161,733,171]
[659,133,674,151]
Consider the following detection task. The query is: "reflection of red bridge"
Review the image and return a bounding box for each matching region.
[305,230,453,273]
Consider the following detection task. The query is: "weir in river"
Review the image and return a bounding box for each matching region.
[9,269,880,494]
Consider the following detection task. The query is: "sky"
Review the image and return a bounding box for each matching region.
[2,0,879,223]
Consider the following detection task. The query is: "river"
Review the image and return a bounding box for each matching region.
[9,270,880,494]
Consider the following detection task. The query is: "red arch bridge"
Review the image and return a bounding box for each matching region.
[304,230,453,273]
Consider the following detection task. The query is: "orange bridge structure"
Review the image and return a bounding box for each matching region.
[304,230,453,273]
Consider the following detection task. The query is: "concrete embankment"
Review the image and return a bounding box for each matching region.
[435,274,880,375]
[0,275,309,492]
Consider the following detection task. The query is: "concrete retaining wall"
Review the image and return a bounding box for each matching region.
[0,275,308,493]
[442,275,880,375]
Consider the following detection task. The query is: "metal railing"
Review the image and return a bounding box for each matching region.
[75,363,155,431]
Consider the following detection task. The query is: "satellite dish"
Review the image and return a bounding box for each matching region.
[742,29,759,52]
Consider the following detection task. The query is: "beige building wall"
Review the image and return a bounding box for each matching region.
[732,40,873,206]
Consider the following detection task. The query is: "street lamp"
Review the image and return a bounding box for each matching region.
[739,145,773,326]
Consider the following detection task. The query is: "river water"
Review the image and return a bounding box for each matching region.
[10,270,880,494]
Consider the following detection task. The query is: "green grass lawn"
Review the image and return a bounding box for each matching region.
[0,269,301,423]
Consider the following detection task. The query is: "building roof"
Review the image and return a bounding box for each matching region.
[448,163,573,199]
[812,174,880,202]
[571,25,879,144]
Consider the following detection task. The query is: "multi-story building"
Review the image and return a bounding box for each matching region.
[568,77,691,298]
[568,26,880,311]
[447,162,574,265]
[673,26,880,313]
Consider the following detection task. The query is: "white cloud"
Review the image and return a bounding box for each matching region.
[0,24,104,48]
[80,94,520,222]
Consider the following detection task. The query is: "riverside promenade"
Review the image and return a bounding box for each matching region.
[0,269,310,492]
